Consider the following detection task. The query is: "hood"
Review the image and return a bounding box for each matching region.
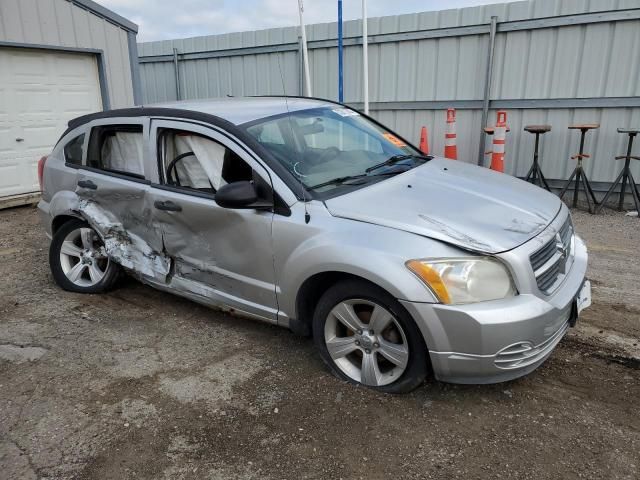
[324,157,562,254]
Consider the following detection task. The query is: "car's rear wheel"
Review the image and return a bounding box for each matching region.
[312,279,428,393]
[49,218,120,293]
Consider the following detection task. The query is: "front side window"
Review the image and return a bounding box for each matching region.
[64,134,85,165]
[158,129,253,194]
[244,107,426,195]
[87,125,145,178]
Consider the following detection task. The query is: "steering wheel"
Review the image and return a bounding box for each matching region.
[166,151,195,186]
[166,151,215,191]
[313,146,341,165]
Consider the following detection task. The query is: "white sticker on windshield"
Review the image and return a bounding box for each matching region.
[332,108,360,117]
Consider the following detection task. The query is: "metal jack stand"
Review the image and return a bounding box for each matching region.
[559,124,600,214]
[597,128,640,215]
[524,125,551,191]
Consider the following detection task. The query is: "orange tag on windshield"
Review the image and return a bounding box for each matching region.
[383,133,406,147]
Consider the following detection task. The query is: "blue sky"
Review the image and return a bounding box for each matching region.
[100,0,514,42]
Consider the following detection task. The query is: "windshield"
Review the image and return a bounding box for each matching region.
[244,107,427,194]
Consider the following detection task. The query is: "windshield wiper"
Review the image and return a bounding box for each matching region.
[307,174,368,190]
[308,154,431,190]
[365,154,431,174]
[308,169,403,190]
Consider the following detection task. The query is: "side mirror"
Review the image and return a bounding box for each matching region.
[215,181,270,210]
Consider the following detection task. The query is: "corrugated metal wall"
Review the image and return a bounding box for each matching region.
[138,0,640,184]
[0,0,135,108]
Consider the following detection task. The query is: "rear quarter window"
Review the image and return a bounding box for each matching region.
[63,134,85,166]
[87,124,145,178]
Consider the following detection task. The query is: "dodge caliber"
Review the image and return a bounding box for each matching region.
[38,97,591,393]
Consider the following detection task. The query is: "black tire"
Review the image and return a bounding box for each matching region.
[312,279,429,393]
[49,218,120,293]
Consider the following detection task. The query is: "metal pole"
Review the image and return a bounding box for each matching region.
[173,47,181,100]
[298,35,304,95]
[362,0,369,115]
[338,0,344,103]
[477,16,497,166]
[619,134,634,211]
[297,0,312,96]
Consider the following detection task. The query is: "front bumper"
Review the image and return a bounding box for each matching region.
[401,233,588,384]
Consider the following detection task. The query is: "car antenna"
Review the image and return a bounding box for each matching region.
[277,54,311,224]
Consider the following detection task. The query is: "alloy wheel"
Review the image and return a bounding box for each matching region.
[59,227,110,287]
[324,299,409,387]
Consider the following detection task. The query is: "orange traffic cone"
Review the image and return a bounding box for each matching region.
[484,124,511,167]
[444,108,457,160]
[490,110,507,172]
[419,126,429,154]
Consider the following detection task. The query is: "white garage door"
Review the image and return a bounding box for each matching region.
[0,47,103,198]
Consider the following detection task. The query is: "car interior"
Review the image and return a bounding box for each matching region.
[87,125,145,178]
[159,129,253,194]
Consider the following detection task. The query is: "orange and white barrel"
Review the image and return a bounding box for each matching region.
[444,108,457,160]
[490,110,507,172]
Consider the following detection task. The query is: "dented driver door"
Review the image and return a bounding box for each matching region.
[147,119,278,323]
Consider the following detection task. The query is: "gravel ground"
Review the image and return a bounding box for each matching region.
[0,205,639,480]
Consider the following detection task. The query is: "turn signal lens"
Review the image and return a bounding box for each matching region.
[406,257,516,305]
[406,260,451,304]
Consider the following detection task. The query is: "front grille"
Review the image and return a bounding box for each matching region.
[536,261,562,292]
[530,216,573,294]
[530,238,557,271]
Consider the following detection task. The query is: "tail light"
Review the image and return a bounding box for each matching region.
[37,156,48,192]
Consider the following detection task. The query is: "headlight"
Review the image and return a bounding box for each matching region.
[406,257,516,305]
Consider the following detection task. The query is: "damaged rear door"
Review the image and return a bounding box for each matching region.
[74,118,170,281]
[148,119,278,322]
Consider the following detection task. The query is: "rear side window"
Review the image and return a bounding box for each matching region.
[87,125,145,178]
[64,134,85,165]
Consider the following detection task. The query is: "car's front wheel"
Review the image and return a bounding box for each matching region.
[312,279,428,393]
[49,218,120,293]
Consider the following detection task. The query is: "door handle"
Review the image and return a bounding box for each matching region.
[77,180,98,190]
[15,138,24,142]
[154,200,182,212]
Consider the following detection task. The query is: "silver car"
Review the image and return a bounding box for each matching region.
[38,97,591,393]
